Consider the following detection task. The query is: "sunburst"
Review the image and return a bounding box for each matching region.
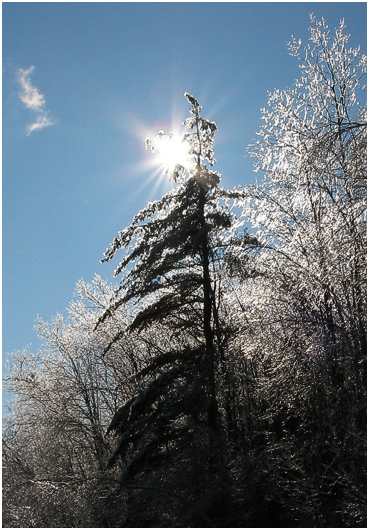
[145,130,191,176]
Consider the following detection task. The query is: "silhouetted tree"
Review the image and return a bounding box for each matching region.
[96,93,255,526]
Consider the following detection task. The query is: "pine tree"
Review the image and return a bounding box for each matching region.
[96,93,253,525]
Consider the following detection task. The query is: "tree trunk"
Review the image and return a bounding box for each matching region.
[199,185,218,433]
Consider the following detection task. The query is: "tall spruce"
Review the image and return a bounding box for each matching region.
[96,93,252,525]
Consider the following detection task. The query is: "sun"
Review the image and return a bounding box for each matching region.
[146,130,191,175]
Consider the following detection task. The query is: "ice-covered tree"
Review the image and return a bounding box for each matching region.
[2,276,142,527]
[237,15,366,526]
[244,15,366,371]
[95,93,255,526]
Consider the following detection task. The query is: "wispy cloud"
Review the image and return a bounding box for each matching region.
[26,115,55,136]
[17,66,56,135]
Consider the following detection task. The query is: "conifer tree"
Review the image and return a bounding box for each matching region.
[96,93,252,525]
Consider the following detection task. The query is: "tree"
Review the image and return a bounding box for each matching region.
[2,276,142,527]
[237,15,366,526]
[245,15,366,367]
[95,92,254,526]
[244,12,366,395]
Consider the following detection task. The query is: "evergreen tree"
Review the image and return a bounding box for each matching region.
[96,93,253,526]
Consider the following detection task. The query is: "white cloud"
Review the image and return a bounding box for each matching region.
[17,66,56,135]
[18,66,45,110]
[26,114,55,136]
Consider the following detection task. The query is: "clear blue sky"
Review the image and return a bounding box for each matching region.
[3,3,367,370]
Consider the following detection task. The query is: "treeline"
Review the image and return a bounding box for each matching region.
[3,16,366,528]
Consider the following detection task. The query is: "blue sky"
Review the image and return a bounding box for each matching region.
[3,3,367,374]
